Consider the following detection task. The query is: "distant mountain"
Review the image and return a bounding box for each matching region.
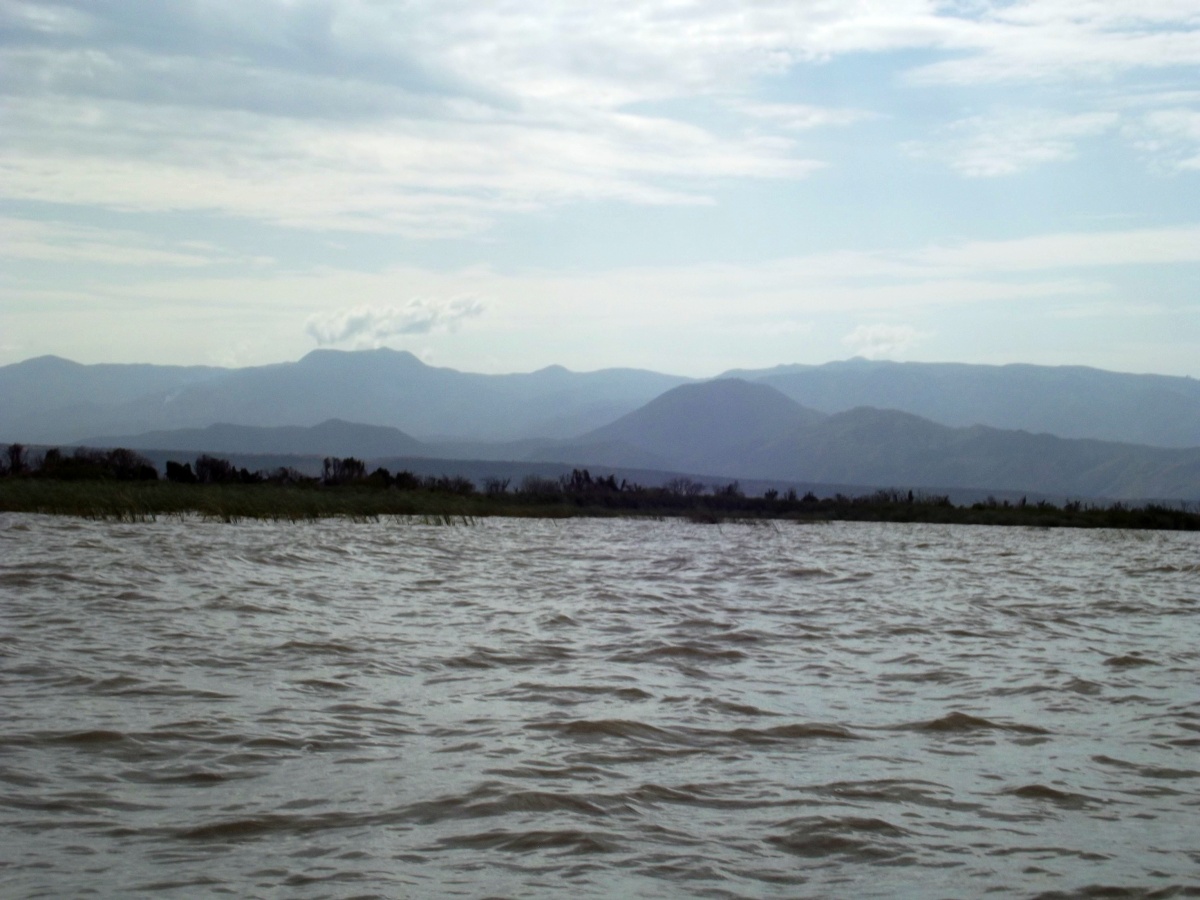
[779,408,1200,500]
[528,379,1200,500]
[90,419,424,459]
[4,349,1199,498]
[0,355,227,445]
[534,379,826,474]
[723,358,1200,449]
[0,348,690,444]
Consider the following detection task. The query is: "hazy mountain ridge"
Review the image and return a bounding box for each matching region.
[532,380,828,476]
[732,358,1200,448]
[0,355,230,445]
[5,350,1197,448]
[3,350,1200,499]
[542,381,1200,499]
[93,419,425,459]
[72,389,1200,500]
[1,349,689,444]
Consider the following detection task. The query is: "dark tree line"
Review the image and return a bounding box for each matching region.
[8,442,1193,531]
[1,444,158,481]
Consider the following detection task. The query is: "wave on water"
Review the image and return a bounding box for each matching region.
[1,514,1197,898]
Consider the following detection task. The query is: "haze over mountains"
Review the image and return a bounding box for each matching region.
[3,349,1199,501]
[0,350,688,446]
[544,380,1200,501]
[731,360,1200,449]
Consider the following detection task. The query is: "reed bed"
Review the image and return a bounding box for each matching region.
[0,478,1196,530]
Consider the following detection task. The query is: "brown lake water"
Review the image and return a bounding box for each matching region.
[1,514,1198,898]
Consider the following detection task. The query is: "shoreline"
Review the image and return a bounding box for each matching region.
[1,479,1196,531]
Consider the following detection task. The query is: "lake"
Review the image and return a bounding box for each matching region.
[1,515,1197,898]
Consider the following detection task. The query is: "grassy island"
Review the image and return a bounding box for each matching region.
[0,445,1196,530]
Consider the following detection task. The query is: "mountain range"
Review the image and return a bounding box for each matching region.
[0,350,687,445]
[3,349,1199,501]
[541,380,1200,500]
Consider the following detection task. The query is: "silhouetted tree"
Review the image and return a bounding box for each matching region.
[483,477,510,495]
[519,474,561,498]
[195,454,236,484]
[265,466,310,485]
[323,456,366,485]
[367,467,393,488]
[564,468,593,491]
[106,447,158,481]
[38,447,62,474]
[664,477,705,497]
[714,481,742,498]
[166,461,198,483]
[423,474,475,495]
[393,469,420,490]
[5,443,27,476]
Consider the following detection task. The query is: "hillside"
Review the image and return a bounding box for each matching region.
[0,349,689,444]
[534,379,827,475]
[6,351,1199,449]
[4,351,1200,500]
[90,419,425,459]
[731,359,1200,448]
[529,380,1200,500]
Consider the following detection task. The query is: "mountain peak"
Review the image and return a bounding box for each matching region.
[299,347,425,367]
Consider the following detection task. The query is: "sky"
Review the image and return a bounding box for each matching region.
[2,1,1199,378]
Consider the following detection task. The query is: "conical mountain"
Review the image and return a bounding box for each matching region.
[539,379,827,476]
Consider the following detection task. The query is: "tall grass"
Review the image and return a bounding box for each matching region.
[0,481,474,522]
[0,478,1195,530]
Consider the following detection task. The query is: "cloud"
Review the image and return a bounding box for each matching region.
[7,220,1194,372]
[842,324,928,359]
[905,110,1119,176]
[730,101,877,130]
[3,2,1196,235]
[906,1,1200,85]
[305,297,485,347]
[0,2,845,236]
[1134,107,1200,171]
[0,92,822,235]
[907,224,1200,271]
[0,216,263,267]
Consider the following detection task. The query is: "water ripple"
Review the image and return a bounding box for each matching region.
[1,514,1197,898]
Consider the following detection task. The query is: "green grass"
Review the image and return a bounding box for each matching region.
[0,478,1196,531]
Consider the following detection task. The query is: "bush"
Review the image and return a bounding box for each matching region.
[323,456,366,485]
[166,461,198,483]
[195,454,236,484]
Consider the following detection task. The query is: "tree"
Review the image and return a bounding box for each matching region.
[664,477,705,497]
[5,443,27,476]
[322,456,366,485]
[166,461,198,483]
[483,477,510,495]
[195,454,236,484]
[713,481,742,498]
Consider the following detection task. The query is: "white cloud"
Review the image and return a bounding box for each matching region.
[729,101,877,130]
[905,110,1119,176]
[2,2,1198,377]
[0,93,821,236]
[305,297,485,347]
[908,224,1200,271]
[5,221,1195,372]
[1134,107,1200,171]
[0,216,261,267]
[87,222,1200,328]
[907,1,1200,84]
[842,324,928,359]
[3,1,1196,234]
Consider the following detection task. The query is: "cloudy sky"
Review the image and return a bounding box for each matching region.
[2,1,1199,377]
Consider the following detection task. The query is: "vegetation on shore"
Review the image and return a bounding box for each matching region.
[0,444,1196,530]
